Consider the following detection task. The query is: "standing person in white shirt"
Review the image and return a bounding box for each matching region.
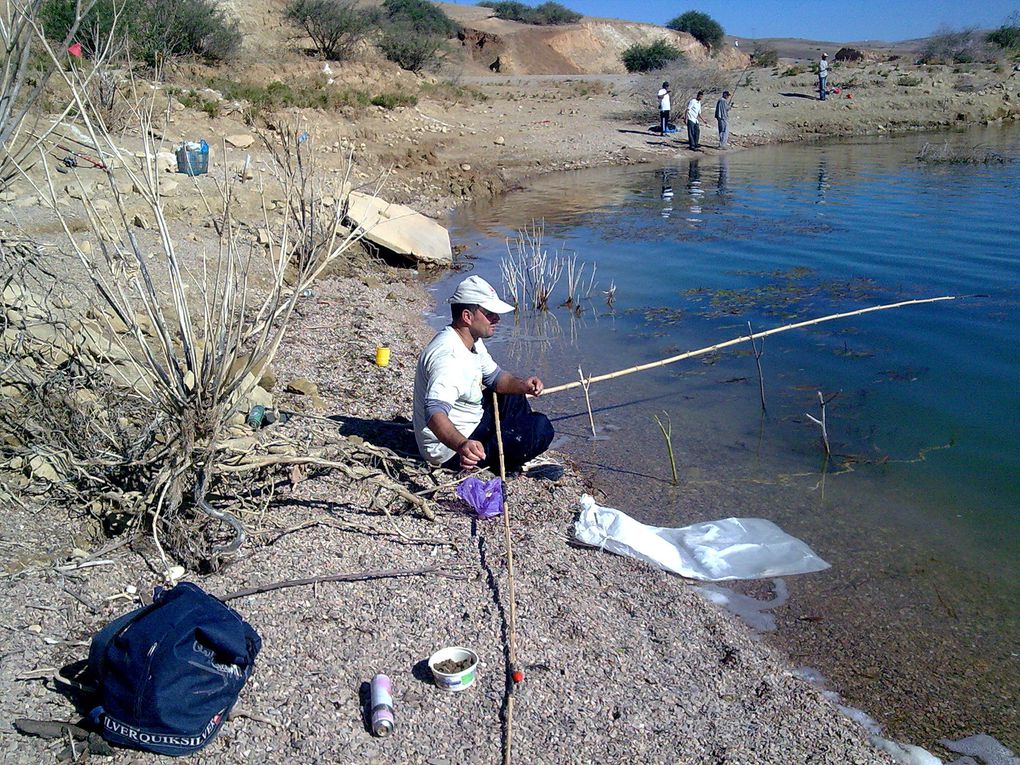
[685,90,709,150]
[657,81,672,134]
[818,52,829,101]
[413,275,554,472]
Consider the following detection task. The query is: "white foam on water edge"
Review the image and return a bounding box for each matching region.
[792,667,1019,765]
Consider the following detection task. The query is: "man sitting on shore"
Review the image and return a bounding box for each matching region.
[412,275,554,472]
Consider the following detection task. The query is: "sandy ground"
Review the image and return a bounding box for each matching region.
[2,37,1019,764]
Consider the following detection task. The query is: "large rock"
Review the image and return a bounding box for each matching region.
[225,134,255,149]
[345,192,452,267]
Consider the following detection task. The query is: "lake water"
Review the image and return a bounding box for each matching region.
[427,126,1019,751]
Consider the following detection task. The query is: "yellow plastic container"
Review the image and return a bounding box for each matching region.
[375,346,391,367]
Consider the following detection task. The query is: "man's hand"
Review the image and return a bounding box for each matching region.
[456,439,486,469]
[523,376,544,396]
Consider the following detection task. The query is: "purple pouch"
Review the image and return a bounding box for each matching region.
[456,477,503,519]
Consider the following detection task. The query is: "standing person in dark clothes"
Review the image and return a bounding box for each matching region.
[412,275,554,472]
[685,90,709,150]
[715,90,731,148]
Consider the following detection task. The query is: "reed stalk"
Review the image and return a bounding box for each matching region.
[652,411,678,484]
[805,390,838,457]
[578,365,596,438]
[748,320,766,412]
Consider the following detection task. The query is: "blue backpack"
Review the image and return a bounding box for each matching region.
[87,582,261,756]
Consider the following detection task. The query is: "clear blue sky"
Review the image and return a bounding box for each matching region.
[448,0,1020,42]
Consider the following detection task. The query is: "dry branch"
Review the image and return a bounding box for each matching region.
[219,566,466,601]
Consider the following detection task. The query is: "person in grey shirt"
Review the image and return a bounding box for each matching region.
[715,90,731,148]
[818,52,828,101]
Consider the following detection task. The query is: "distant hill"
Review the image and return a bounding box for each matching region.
[439,3,749,74]
[723,34,924,62]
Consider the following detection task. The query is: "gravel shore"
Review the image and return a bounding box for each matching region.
[0,274,895,764]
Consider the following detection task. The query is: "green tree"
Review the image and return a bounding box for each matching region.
[533,2,581,25]
[666,10,724,51]
[382,0,457,36]
[283,0,380,61]
[621,39,685,72]
[479,1,580,25]
[379,0,457,71]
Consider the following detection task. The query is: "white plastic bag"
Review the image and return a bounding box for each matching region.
[573,494,830,581]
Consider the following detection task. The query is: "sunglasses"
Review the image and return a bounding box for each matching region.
[474,307,499,322]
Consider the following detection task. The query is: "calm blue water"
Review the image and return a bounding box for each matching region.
[429,125,1020,747]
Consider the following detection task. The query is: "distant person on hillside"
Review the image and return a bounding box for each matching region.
[412,275,554,473]
[685,91,709,150]
[818,52,829,101]
[657,81,672,134]
[715,90,732,148]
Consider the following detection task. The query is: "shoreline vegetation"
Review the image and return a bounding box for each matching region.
[2,2,1018,762]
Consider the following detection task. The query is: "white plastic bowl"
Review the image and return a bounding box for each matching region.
[427,646,479,692]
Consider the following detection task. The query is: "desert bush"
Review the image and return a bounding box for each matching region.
[371,91,417,109]
[383,0,457,36]
[666,10,724,51]
[283,0,380,60]
[174,88,222,117]
[378,0,457,71]
[40,0,242,65]
[987,24,1020,51]
[896,75,922,87]
[750,42,778,67]
[379,22,445,71]
[917,27,992,64]
[479,1,580,25]
[780,64,805,76]
[204,76,371,111]
[418,79,488,103]
[532,1,581,25]
[622,39,685,73]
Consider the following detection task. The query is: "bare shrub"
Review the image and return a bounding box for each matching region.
[0,0,98,192]
[750,42,778,68]
[624,62,729,122]
[5,60,377,567]
[918,27,994,64]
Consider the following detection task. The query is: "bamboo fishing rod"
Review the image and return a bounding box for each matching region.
[542,295,956,396]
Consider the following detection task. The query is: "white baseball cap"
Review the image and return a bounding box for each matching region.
[449,275,515,313]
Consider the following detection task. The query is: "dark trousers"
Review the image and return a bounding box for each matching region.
[687,120,700,149]
[442,393,554,472]
[660,110,670,133]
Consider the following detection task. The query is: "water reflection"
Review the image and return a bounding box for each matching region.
[659,167,675,219]
[817,157,830,204]
[717,155,730,198]
[687,159,703,222]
